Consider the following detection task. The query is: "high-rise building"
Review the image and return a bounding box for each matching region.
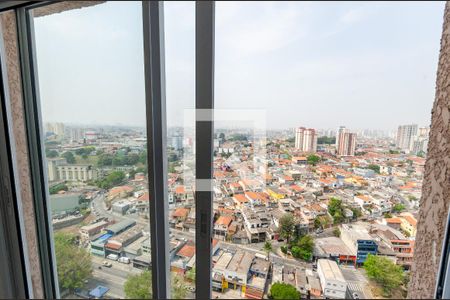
[295,127,317,153]
[336,126,346,150]
[396,124,418,151]
[337,130,356,156]
[418,126,430,138]
[45,122,65,138]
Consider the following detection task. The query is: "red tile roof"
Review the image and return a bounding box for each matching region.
[177,244,195,258]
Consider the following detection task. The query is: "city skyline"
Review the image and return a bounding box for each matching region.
[35,2,445,130]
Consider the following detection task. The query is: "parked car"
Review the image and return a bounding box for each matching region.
[102,261,112,268]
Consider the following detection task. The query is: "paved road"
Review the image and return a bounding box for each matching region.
[93,193,311,270]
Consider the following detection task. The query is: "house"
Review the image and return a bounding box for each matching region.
[213,216,233,240]
[246,257,271,299]
[400,213,417,237]
[171,242,195,273]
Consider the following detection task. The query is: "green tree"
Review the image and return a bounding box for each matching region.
[263,241,273,259]
[269,282,300,299]
[97,171,125,189]
[97,153,113,167]
[317,136,336,145]
[75,146,95,156]
[407,195,417,201]
[392,203,405,213]
[49,182,68,194]
[384,212,393,218]
[364,254,404,297]
[54,232,92,293]
[279,213,296,244]
[367,164,380,174]
[313,217,322,229]
[307,154,320,166]
[172,273,188,299]
[62,151,76,164]
[295,235,314,261]
[139,150,147,164]
[333,227,341,237]
[124,270,152,299]
[328,197,342,216]
[46,149,59,158]
[185,267,195,282]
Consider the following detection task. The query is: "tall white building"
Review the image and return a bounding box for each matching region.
[336,129,356,156]
[335,126,346,151]
[396,124,418,152]
[295,127,317,153]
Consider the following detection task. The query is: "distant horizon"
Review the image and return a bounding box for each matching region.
[34,2,445,130]
[44,120,430,134]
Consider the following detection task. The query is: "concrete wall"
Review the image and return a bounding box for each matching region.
[408,2,450,298]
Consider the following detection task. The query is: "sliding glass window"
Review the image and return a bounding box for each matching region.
[30,2,151,298]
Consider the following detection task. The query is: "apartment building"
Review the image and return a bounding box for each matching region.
[295,127,318,153]
[336,128,357,156]
[396,124,418,152]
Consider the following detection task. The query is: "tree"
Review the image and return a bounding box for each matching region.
[317,136,336,145]
[384,212,393,218]
[364,254,404,297]
[407,195,417,201]
[54,232,92,293]
[307,154,320,166]
[333,211,344,224]
[269,282,300,299]
[46,149,59,158]
[333,227,341,237]
[172,273,188,299]
[279,213,295,244]
[185,267,195,282]
[392,203,405,213]
[328,197,342,216]
[124,270,152,299]
[97,153,113,167]
[49,182,68,194]
[367,164,380,174]
[313,217,322,229]
[294,235,314,261]
[263,241,273,259]
[62,151,76,164]
[96,171,125,189]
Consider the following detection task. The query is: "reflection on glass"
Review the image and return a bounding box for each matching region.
[32,2,150,298]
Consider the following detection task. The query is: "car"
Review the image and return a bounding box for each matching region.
[352,292,360,299]
[102,261,112,268]
[188,286,195,292]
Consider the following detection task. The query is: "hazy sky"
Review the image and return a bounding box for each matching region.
[34,1,445,130]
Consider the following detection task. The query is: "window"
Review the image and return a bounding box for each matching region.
[0,1,447,300]
[30,2,151,298]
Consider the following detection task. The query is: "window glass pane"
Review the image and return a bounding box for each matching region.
[214,2,444,299]
[164,2,196,298]
[31,2,150,299]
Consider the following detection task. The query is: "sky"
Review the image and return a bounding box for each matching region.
[34,1,445,131]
